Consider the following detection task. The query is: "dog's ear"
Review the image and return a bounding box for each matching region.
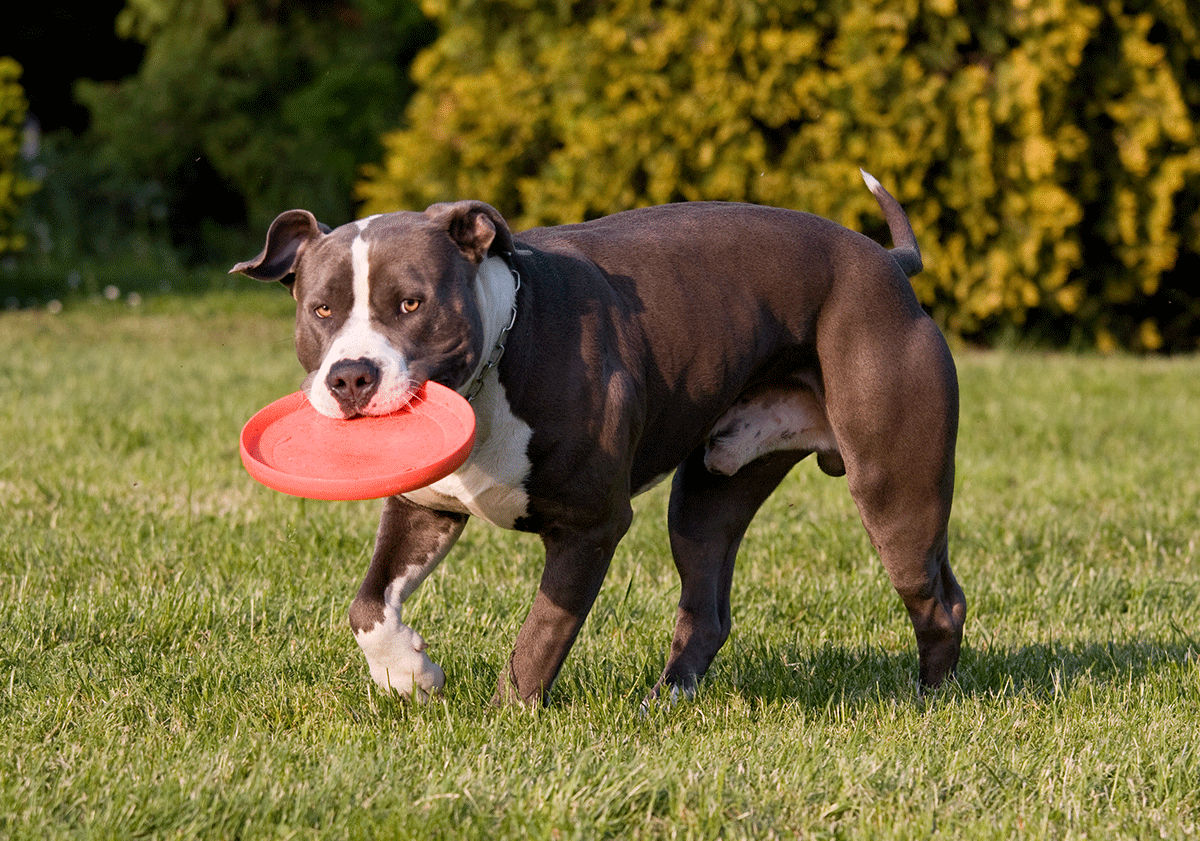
[425,200,515,263]
[230,209,329,289]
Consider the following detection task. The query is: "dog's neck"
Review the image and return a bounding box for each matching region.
[462,254,520,401]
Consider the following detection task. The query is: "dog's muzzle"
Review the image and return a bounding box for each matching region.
[326,357,381,417]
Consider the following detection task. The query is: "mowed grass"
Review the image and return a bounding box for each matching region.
[1,289,1198,840]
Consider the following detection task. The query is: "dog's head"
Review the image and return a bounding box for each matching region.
[232,201,515,418]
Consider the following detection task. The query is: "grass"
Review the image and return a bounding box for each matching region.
[1,287,1198,839]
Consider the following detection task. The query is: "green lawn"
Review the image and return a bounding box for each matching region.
[1,290,1198,840]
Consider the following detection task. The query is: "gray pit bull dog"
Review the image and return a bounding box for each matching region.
[232,171,965,705]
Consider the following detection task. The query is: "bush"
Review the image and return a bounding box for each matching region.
[359,0,1200,351]
[0,57,38,257]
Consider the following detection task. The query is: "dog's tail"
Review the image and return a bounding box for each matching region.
[860,170,923,278]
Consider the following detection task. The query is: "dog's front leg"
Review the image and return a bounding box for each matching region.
[349,496,466,700]
[496,513,631,706]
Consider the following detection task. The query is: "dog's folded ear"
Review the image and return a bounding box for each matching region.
[425,200,515,264]
[230,209,328,288]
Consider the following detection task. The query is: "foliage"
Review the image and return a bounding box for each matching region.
[2,295,1199,838]
[0,58,38,257]
[359,0,1200,351]
[72,0,434,262]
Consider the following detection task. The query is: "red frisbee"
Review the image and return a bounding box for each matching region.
[240,382,476,501]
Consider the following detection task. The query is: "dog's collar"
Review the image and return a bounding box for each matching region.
[463,250,525,403]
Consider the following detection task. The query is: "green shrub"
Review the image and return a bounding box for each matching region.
[0,57,38,257]
[73,0,434,262]
[358,0,1199,351]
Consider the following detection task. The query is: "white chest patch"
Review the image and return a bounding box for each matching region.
[403,377,533,528]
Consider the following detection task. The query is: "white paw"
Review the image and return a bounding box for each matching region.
[357,620,445,701]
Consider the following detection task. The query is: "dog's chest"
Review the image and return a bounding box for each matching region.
[402,379,533,528]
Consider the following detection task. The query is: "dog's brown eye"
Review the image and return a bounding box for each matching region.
[400,299,421,314]
[314,304,333,319]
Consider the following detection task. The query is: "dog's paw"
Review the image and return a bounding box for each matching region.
[358,622,446,701]
[378,647,445,702]
[639,679,698,715]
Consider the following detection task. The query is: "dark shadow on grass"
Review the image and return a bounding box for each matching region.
[709,631,1200,711]
[352,632,1199,713]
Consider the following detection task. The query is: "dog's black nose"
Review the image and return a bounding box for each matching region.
[326,358,381,415]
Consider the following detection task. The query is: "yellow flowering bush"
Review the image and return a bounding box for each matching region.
[359,0,1200,351]
[0,58,37,257]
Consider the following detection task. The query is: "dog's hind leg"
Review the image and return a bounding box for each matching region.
[650,448,803,703]
[824,319,966,689]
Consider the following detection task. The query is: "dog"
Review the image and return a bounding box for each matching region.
[232,171,965,705]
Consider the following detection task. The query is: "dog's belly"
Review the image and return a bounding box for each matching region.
[704,383,841,476]
[402,379,533,528]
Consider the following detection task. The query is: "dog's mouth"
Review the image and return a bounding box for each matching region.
[354,382,421,418]
[304,366,420,419]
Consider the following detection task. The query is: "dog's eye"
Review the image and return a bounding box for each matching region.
[400,299,421,314]
[314,304,333,319]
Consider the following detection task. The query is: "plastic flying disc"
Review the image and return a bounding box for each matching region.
[240,382,476,501]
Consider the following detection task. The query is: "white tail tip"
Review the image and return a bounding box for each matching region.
[860,169,883,194]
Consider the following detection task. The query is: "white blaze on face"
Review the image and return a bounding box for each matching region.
[306,217,414,418]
